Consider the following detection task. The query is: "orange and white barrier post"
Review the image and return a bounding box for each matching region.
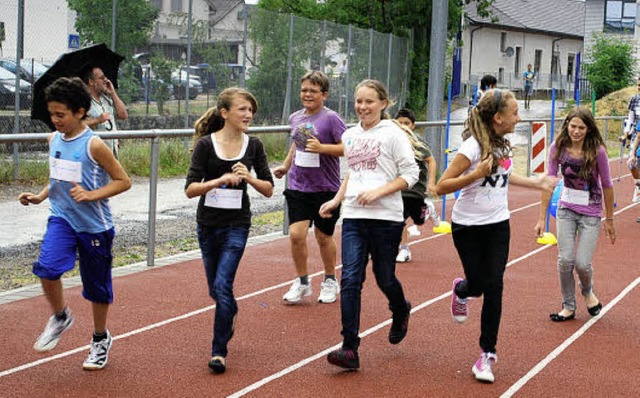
[531,122,547,174]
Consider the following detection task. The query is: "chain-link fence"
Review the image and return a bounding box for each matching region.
[0,3,410,181]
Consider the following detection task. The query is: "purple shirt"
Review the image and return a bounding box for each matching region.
[287,107,346,192]
[547,143,613,217]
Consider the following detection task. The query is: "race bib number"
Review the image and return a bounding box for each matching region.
[294,149,320,168]
[204,188,242,209]
[49,156,82,182]
[346,172,386,198]
[560,186,589,206]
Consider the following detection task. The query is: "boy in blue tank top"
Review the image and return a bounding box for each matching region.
[18,77,131,371]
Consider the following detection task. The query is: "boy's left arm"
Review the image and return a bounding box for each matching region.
[71,137,131,202]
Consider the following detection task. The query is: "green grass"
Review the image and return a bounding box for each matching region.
[0,159,49,185]
[252,210,284,227]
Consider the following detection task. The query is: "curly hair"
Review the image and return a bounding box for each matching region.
[44,77,92,118]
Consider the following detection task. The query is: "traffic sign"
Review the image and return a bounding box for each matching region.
[68,34,80,49]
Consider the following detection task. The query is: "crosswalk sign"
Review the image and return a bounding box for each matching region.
[68,34,80,49]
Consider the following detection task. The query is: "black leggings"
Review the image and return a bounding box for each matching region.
[452,220,510,353]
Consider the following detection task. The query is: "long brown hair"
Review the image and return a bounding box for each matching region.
[193,87,258,143]
[554,107,605,180]
[463,89,514,169]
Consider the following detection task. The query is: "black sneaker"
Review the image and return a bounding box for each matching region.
[327,348,360,370]
[208,356,226,374]
[389,301,411,345]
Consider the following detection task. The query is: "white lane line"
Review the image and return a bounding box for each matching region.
[500,277,640,398]
[227,203,637,397]
[0,201,634,380]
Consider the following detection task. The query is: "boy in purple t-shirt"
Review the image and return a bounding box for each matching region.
[274,71,346,304]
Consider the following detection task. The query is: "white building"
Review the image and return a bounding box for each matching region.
[0,0,77,63]
[461,0,585,96]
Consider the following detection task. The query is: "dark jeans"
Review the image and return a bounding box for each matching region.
[340,218,408,351]
[452,220,510,353]
[197,223,250,357]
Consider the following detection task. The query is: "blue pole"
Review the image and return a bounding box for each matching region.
[576,89,580,107]
[441,82,453,220]
[545,87,557,233]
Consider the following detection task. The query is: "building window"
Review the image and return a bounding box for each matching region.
[605,0,635,33]
[500,32,507,52]
[534,50,542,74]
[567,54,575,79]
[498,68,504,84]
[171,0,182,12]
[515,47,521,75]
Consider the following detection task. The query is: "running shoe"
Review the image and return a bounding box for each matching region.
[451,278,469,323]
[283,278,311,304]
[83,330,113,371]
[318,278,340,303]
[33,307,74,352]
[389,301,411,344]
[396,247,412,263]
[472,352,498,383]
[327,348,359,370]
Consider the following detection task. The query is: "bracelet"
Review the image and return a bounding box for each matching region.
[605,217,614,220]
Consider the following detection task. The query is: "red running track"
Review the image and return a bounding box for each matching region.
[1,168,638,398]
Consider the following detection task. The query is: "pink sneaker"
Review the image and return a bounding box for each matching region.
[451,277,468,323]
[472,352,497,383]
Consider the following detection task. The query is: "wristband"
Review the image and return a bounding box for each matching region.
[605,217,614,220]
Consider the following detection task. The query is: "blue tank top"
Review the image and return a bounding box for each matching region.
[49,128,113,233]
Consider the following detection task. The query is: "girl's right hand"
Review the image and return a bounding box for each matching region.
[319,199,338,218]
[474,156,493,178]
[219,172,242,187]
[18,192,42,206]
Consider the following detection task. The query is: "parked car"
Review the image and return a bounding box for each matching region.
[171,69,201,100]
[0,66,32,110]
[0,59,48,85]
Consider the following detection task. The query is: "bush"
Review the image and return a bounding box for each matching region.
[586,33,636,99]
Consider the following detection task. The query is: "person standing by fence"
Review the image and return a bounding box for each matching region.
[19,77,131,371]
[82,66,128,158]
[523,64,535,110]
[274,71,346,305]
[185,87,274,374]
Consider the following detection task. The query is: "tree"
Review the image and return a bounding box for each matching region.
[586,33,636,99]
[255,0,493,113]
[67,0,159,57]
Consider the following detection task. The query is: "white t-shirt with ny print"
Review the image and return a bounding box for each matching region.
[452,136,512,226]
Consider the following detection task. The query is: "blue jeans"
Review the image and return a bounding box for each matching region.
[340,218,407,352]
[197,223,250,357]
[555,208,600,311]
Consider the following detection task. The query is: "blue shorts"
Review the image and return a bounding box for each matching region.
[33,216,115,303]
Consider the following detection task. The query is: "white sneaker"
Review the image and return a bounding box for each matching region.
[426,200,441,227]
[283,279,311,304]
[318,278,340,303]
[396,247,412,263]
[33,308,74,352]
[83,330,113,371]
[633,186,640,203]
[472,352,497,383]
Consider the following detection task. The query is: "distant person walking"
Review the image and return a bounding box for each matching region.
[436,89,557,383]
[522,64,535,110]
[82,66,128,158]
[319,79,419,370]
[534,107,615,322]
[19,77,131,371]
[185,87,274,374]
[273,71,346,305]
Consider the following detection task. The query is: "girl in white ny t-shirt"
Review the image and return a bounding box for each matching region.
[435,89,557,383]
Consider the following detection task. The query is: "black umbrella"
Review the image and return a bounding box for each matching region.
[31,43,125,130]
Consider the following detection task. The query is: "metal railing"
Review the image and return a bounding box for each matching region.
[0,115,624,265]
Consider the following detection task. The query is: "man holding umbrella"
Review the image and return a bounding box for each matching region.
[82,66,128,158]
